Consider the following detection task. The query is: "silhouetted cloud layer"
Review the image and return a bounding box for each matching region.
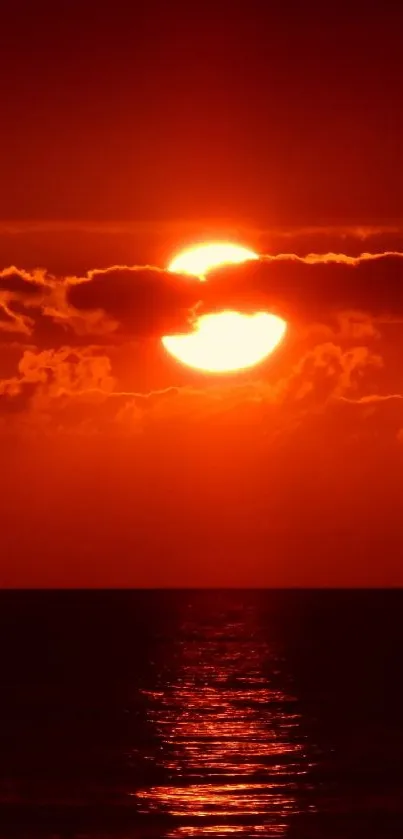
[69,266,198,336]
[0,252,402,441]
[200,253,403,320]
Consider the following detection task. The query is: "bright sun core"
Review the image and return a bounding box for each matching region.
[162,241,286,373]
[168,242,258,278]
[162,311,287,374]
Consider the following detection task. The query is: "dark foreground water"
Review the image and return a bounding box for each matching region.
[0,590,402,838]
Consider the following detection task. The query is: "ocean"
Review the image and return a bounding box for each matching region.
[0,589,402,837]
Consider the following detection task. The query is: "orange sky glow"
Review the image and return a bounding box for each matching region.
[1,1,403,586]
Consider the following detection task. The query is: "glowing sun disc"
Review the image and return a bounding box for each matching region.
[162,311,287,373]
[168,242,258,278]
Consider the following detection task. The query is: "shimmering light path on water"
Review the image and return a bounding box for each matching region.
[133,595,316,835]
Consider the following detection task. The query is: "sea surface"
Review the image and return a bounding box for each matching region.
[0,590,402,837]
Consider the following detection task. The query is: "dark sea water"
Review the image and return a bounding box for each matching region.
[0,590,402,838]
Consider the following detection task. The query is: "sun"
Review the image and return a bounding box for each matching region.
[163,241,286,374]
[168,242,258,279]
[162,311,286,374]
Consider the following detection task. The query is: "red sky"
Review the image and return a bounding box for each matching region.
[1,1,403,586]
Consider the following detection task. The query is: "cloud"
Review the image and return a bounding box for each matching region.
[262,225,403,258]
[0,302,34,336]
[68,265,200,337]
[0,346,116,420]
[334,310,381,341]
[50,252,403,358]
[338,393,403,405]
[0,267,121,346]
[0,266,48,295]
[0,305,14,324]
[0,329,387,440]
[1,252,403,351]
[271,342,383,405]
[199,253,403,322]
[18,347,115,392]
[0,250,402,442]
[0,267,55,343]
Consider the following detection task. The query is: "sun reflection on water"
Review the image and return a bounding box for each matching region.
[133,598,313,836]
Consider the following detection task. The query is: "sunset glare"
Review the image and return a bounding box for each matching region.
[168,242,258,278]
[162,311,287,373]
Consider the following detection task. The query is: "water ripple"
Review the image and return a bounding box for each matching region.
[133,603,314,835]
